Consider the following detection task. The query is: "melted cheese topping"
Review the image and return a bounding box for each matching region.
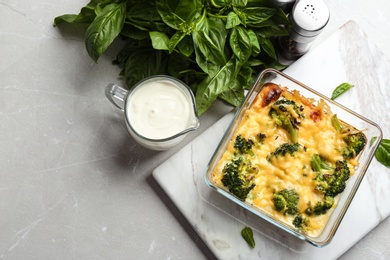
[212,83,360,237]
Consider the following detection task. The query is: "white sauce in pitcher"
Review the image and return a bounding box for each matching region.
[126,80,192,140]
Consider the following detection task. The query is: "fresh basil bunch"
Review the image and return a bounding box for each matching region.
[54,0,290,114]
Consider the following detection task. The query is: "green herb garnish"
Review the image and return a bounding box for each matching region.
[241,226,255,249]
[371,137,390,168]
[331,82,354,100]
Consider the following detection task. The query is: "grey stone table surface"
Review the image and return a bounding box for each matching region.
[1,0,389,259]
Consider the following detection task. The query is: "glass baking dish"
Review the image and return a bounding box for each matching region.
[204,68,383,247]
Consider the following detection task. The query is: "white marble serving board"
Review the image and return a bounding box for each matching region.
[152,21,390,259]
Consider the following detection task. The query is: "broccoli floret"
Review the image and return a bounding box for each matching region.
[313,160,350,198]
[234,135,254,156]
[312,160,350,214]
[313,172,330,194]
[311,154,334,173]
[269,98,304,143]
[313,196,334,215]
[221,157,256,201]
[305,203,313,216]
[269,143,301,160]
[273,188,299,215]
[293,214,310,230]
[326,160,350,197]
[343,132,366,159]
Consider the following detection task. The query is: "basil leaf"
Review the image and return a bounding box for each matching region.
[167,52,191,78]
[264,59,287,70]
[124,48,168,87]
[196,58,237,114]
[246,0,274,6]
[230,26,252,64]
[114,39,153,66]
[156,2,186,31]
[272,6,291,25]
[375,139,390,168]
[54,0,100,26]
[219,79,245,107]
[193,18,227,75]
[205,18,228,52]
[239,7,276,25]
[195,18,227,66]
[165,0,201,22]
[241,226,255,248]
[120,23,149,40]
[331,82,354,100]
[126,2,160,23]
[149,31,169,50]
[247,29,260,56]
[54,13,92,26]
[246,57,265,67]
[254,21,289,36]
[177,35,194,57]
[194,39,221,78]
[114,44,131,66]
[85,2,126,62]
[156,0,200,32]
[169,31,186,53]
[259,37,277,60]
[237,64,253,88]
[193,32,221,77]
[232,0,248,7]
[258,25,289,37]
[226,12,241,29]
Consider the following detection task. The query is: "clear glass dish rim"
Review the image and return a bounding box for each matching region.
[204,68,383,247]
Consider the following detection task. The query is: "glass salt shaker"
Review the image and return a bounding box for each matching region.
[277,0,330,60]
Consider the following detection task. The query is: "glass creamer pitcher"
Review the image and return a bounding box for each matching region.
[105,75,200,150]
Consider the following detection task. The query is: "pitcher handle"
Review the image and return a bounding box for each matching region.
[105,83,128,111]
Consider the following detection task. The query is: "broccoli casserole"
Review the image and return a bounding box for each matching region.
[211,82,366,237]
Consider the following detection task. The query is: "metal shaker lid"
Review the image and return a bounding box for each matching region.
[274,0,296,3]
[273,0,296,12]
[273,0,296,5]
[290,0,330,38]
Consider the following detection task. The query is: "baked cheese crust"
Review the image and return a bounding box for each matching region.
[212,83,363,237]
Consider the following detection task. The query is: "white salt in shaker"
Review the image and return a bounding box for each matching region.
[277,0,330,60]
